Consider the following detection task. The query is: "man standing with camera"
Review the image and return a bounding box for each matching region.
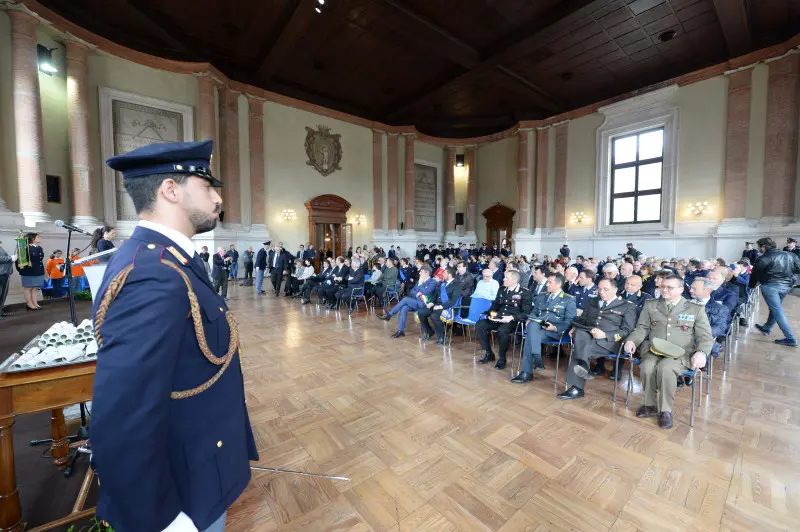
[751,237,800,347]
[212,246,231,299]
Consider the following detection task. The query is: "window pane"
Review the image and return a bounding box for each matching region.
[638,162,662,191]
[638,129,663,160]
[613,167,636,193]
[613,136,636,165]
[637,194,661,221]
[612,197,635,223]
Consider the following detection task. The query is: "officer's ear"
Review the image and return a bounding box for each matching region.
[159,176,185,205]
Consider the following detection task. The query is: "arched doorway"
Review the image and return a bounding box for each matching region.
[305,194,351,269]
[483,203,515,247]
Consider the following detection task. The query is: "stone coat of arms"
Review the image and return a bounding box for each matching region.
[305,125,343,177]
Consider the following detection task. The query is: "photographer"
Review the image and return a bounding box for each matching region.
[212,246,232,299]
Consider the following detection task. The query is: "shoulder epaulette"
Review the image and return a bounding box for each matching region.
[644,298,658,304]
[688,300,705,306]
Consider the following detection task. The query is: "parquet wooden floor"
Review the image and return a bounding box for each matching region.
[223,283,800,532]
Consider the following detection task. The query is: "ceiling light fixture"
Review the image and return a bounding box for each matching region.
[455,154,465,168]
[318,0,325,4]
[658,30,676,43]
[315,6,321,13]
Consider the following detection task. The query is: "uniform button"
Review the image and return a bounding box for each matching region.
[147,244,156,249]
[667,333,670,336]
[219,306,224,312]
[217,440,223,448]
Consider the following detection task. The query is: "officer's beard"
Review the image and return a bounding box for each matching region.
[186,205,219,235]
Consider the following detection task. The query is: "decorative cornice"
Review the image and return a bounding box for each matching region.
[4,0,799,148]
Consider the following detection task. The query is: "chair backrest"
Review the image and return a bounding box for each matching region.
[352,287,364,296]
[467,297,493,322]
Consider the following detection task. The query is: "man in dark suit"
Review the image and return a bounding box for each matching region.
[689,276,733,361]
[558,278,637,399]
[254,241,269,295]
[303,243,316,262]
[296,244,305,260]
[528,265,548,296]
[335,257,365,310]
[417,266,462,344]
[212,246,231,299]
[377,265,437,338]
[269,244,290,296]
[93,140,256,531]
[325,257,350,308]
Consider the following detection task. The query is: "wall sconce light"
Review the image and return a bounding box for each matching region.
[569,211,587,224]
[686,201,710,216]
[455,154,465,168]
[281,208,297,221]
[354,214,367,225]
[37,44,57,75]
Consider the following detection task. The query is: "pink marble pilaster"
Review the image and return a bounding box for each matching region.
[372,131,384,230]
[10,10,48,223]
[197,75,218,177]
[553,124,568,228]
[445,147,456,231]
[219,87,240,224]
[403,135,415,230]
[466,147,476,233]
[723,69,752,219]
[65,40,95,222]
[517,130,530,230]
[248,97,265,226]
[763,54,800,218]
[534,128,549,230]
[387,134,398,231]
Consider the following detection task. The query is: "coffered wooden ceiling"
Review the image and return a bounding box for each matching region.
[39,0,799,137]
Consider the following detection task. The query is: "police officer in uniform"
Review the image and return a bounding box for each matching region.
[624,274,712,429]
[618,275,652,312]
[91,140,257,531]
[511,273,577,383]
[558,278,637,399]
[476,270,532,370]
[572,268,598,312]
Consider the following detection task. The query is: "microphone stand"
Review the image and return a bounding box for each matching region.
[29,226,90,476]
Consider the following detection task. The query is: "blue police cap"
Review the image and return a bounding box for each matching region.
[106,140,223,187]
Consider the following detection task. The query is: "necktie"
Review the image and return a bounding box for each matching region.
[599,301,605,309]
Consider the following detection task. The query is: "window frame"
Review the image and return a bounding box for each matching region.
[594,85,679,236]
[609,127,665,225]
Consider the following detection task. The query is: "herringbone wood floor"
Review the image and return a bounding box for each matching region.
[224,284,800,532]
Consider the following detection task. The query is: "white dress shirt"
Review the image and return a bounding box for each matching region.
[473,279,499,300]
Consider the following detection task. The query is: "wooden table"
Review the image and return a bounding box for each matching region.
[0,362,95,531]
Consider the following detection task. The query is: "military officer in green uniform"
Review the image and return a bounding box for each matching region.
[558,278,637,399]
[624,274,713,429]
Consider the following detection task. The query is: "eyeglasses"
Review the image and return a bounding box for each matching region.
[661,284,682,291]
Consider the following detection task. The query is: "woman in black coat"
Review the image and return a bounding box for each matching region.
[15,232,45,311]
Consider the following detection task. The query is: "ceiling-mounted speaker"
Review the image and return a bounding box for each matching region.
[455,213,464,226]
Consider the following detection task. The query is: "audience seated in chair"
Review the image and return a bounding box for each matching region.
[558,278,637,400]
[511,272,577,383]
[377,265,437,338]
[476,270,532,370]
[417,267,462,344]
[335,258,365,310]
[473,268,500,301]
[623,274,713,430]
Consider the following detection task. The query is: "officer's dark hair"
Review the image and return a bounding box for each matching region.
[419,265,432,276]
[663,274,684,286]
[580,268,596,279]
[597,278,615,289]
[124,172,189,213]
[737,259,750,267]
[548,272,565,285]
[756,237,776,250]
[505,269,520,283]
[25,232,39,244]
[655,270,671,279]
[533,264,548,276]
[445,266,456,278]
[688,259,702,268]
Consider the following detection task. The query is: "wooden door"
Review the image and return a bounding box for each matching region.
[306,195,351,270]
[482,203,515,248]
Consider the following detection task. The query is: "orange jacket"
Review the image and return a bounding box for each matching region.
[70,256,86,277]
[46,257,65,279]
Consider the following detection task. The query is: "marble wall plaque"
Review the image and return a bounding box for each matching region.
[414,163,437,232]
[111,101,184,221]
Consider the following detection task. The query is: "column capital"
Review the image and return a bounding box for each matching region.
[65,39,90,62]
[7,9,39,31]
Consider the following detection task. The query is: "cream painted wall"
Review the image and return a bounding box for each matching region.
[476,136,517,226]
[38,29,71,222]
[674,76,728,222]
[565,114,604,228]
[263,101,373,249]
[87,52,199,221]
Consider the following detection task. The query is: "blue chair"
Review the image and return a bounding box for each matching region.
[428,296,461,343]
[549,333,573,393]
[447,297,492,347]
[383,279,401,308]
[348,286,368,315]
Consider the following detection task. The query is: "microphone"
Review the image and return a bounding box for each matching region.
[54,220,91,235]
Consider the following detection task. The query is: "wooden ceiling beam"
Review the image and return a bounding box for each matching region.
[122,0,189,55]
[381,0,480,69]
[253,0,319,83]
[387,0,602,119]
[711,0,753,57]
